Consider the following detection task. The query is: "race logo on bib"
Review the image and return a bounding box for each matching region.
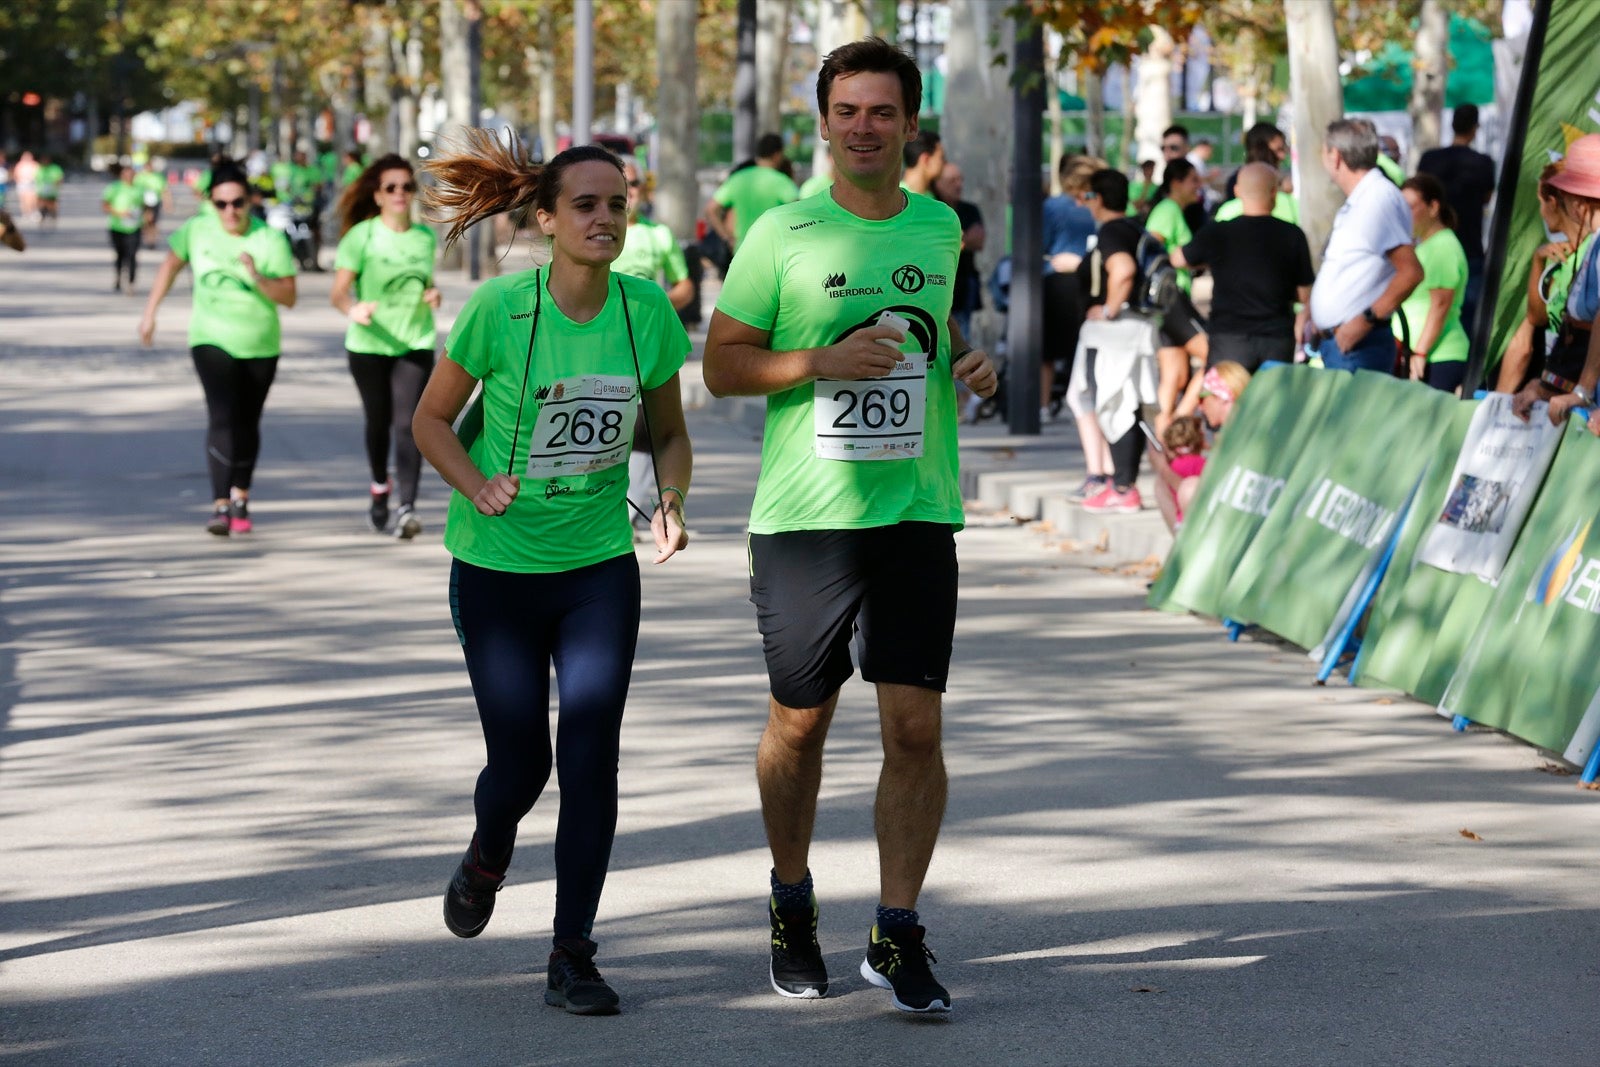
[525,373,638,479]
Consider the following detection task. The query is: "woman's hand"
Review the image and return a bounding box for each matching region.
[1548,391,1582,426]
[347,300,378,325]
[423,287,443,310]
[1510,380,1547,422]
[138,312,156,347]
[651,500,687,564]
[1535,240,1574,265]
[472,473,520,516]
[1409,353,1427,381]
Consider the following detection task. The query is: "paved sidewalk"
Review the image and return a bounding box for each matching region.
[3,185,1599,1066]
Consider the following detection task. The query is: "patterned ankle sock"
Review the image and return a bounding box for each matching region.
[769,868,814,910]
[876,905,919,930]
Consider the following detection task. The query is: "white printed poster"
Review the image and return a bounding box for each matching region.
[1415,393,1564,580]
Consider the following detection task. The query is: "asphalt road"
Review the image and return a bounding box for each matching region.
[2,181,1598,1066]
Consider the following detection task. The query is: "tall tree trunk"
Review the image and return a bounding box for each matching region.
[756,0,791,140]
[1134,28,1175,176]
[655,0,699,241]
[1084,68,1105,162]
[943,0,1012,353]
[1408,0,1448,166]
[363,9,392,154]
[440,0,472,136]
[1046,35,1063,195]
[1285,0,1343,267]
[734,0,758,160]
[573,0,594,146]
[810,0,868,176]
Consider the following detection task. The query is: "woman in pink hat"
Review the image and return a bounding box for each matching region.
[1511,134,1600,426]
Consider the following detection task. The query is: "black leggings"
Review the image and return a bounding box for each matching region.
[1110,426,1145,491]
[449,554,641,941]
[110,230,139,284]
[347,349,433,504]
[191,346,278,501]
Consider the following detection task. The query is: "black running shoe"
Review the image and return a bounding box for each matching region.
[769,896,828,998]
[545,937,620,1015]
[204,503,231,536]
[393,504,422,541]
[368,485,390,533]
[442,840,506,938]
[860,924,951,1014]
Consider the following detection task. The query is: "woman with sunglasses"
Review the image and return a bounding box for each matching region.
[411,133,692,1015]
[331,155,440,538]
[138,160,298,535]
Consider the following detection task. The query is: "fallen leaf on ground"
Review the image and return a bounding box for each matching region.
[995,448,1016,460]
[1458,829,1483,841]
[1536,762,1574,776]
[1094,530,1111,552]
[1130,985,1163,994]
[1028,520,1055,535]
[1582,780,1600,792]
[1374,698,1395,705]
[1056,539,1083,553]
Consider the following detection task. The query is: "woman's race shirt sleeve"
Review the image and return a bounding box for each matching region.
[645,283,691,389]
[254,227,298,279]
[168,218,193,262]
[333,221,366,274]
[713,212,783,332]
[660,227,690,285]
[445,283,499,379]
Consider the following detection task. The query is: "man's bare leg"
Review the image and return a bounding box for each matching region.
[874,683,947,910]
[757,691,838,884]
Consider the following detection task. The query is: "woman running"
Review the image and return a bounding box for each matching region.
[138,160,298,535]
[412,133,693,1016]
[330,154,440,538]
[104,163,143,292]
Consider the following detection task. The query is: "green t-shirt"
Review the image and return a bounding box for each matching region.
[341,161,363,188]
[269,161,293,200]
[715,192,965,535]
[1400,227,1469,364]
[612,218,689,286]
[103,181,144,233]
[134,170,166,206]
[334,217,438,354]
[1213,191,1300,225]
[1544,232,1596,333]
[168,213,296,358]
[35,163,64,197]
[798,172,833,199]
[1129,179,1158,205]
[443,270,690,574]
[1144,198,1193,293]
[714,165,799,249]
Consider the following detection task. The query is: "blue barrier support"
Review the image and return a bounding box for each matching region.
[1584,744,1600,785]
[1452,714,1472,732]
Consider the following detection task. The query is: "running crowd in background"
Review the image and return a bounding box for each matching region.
[1023,106,1503,530]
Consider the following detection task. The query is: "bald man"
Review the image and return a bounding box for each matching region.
[1173,162,1314,392]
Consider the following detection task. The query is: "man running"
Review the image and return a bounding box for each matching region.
[703,35,995,1016]
[703,133,798,254]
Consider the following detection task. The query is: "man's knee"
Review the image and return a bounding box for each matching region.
[877,686,943,760]
[766,694,837,754]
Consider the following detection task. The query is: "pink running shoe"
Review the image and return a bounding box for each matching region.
[1082,485,1143,514]
[228,499,253,534]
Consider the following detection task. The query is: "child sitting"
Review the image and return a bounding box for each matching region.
[1152,414,1206,533]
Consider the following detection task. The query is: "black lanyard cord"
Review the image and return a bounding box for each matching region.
[504,269,543,477]
[617,282,667,520]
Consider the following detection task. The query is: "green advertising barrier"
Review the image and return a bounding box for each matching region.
[1147,365,1347,617]
[1439,422,1600,766]
[1352,400,1482,703]
[1216,372,1455,650]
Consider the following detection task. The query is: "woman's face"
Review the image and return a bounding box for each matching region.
[1200,391,1231,431]
[373,167,415,216]
[1403,187,1438,235]
[210,180,250,235]
[536,160,627,267]
[1174,170,1203,206]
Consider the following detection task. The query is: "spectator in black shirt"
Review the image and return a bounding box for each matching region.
[1173,162,1314,385]
[932,161,984,338]
[1418,104,1496,331]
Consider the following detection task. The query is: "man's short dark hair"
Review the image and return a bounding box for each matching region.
[903,130,941,170]
[1452,104,1480,137]
[817,36,921,119]
[1088,168,1129,213]
[756,132,785,159]
[1162,124,1190,142]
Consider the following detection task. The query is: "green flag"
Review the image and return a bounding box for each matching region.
[1217,372,1455,650]
[1147,365,1347,618]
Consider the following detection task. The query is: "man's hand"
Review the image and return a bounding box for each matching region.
[1510,380,1546,422]
[472,473,520,516]
[1086,305,1106,322]
[1548,391,1582,426]
[812,324,906,381]
[1333,315,1372,353]
[953,347,998,399]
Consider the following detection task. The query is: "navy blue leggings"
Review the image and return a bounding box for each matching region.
[449,553,640,940]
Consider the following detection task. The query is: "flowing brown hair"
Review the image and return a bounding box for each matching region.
[421,127,623,248]
[337,153,412,238]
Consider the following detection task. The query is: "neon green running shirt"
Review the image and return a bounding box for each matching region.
[715,191,965,534]
[103,181,143,234]
[443,269,690,574]
[168,213,296,358]
[713,165,799,249]
[611,217,688,286]
[1400,227,1469,364]
[334,217,438,355]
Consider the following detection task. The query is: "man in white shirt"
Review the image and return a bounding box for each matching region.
[1307,118,1423,372]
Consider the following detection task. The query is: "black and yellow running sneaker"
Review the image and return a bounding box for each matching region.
[769,896,828,998]
[860,923,951,1014]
